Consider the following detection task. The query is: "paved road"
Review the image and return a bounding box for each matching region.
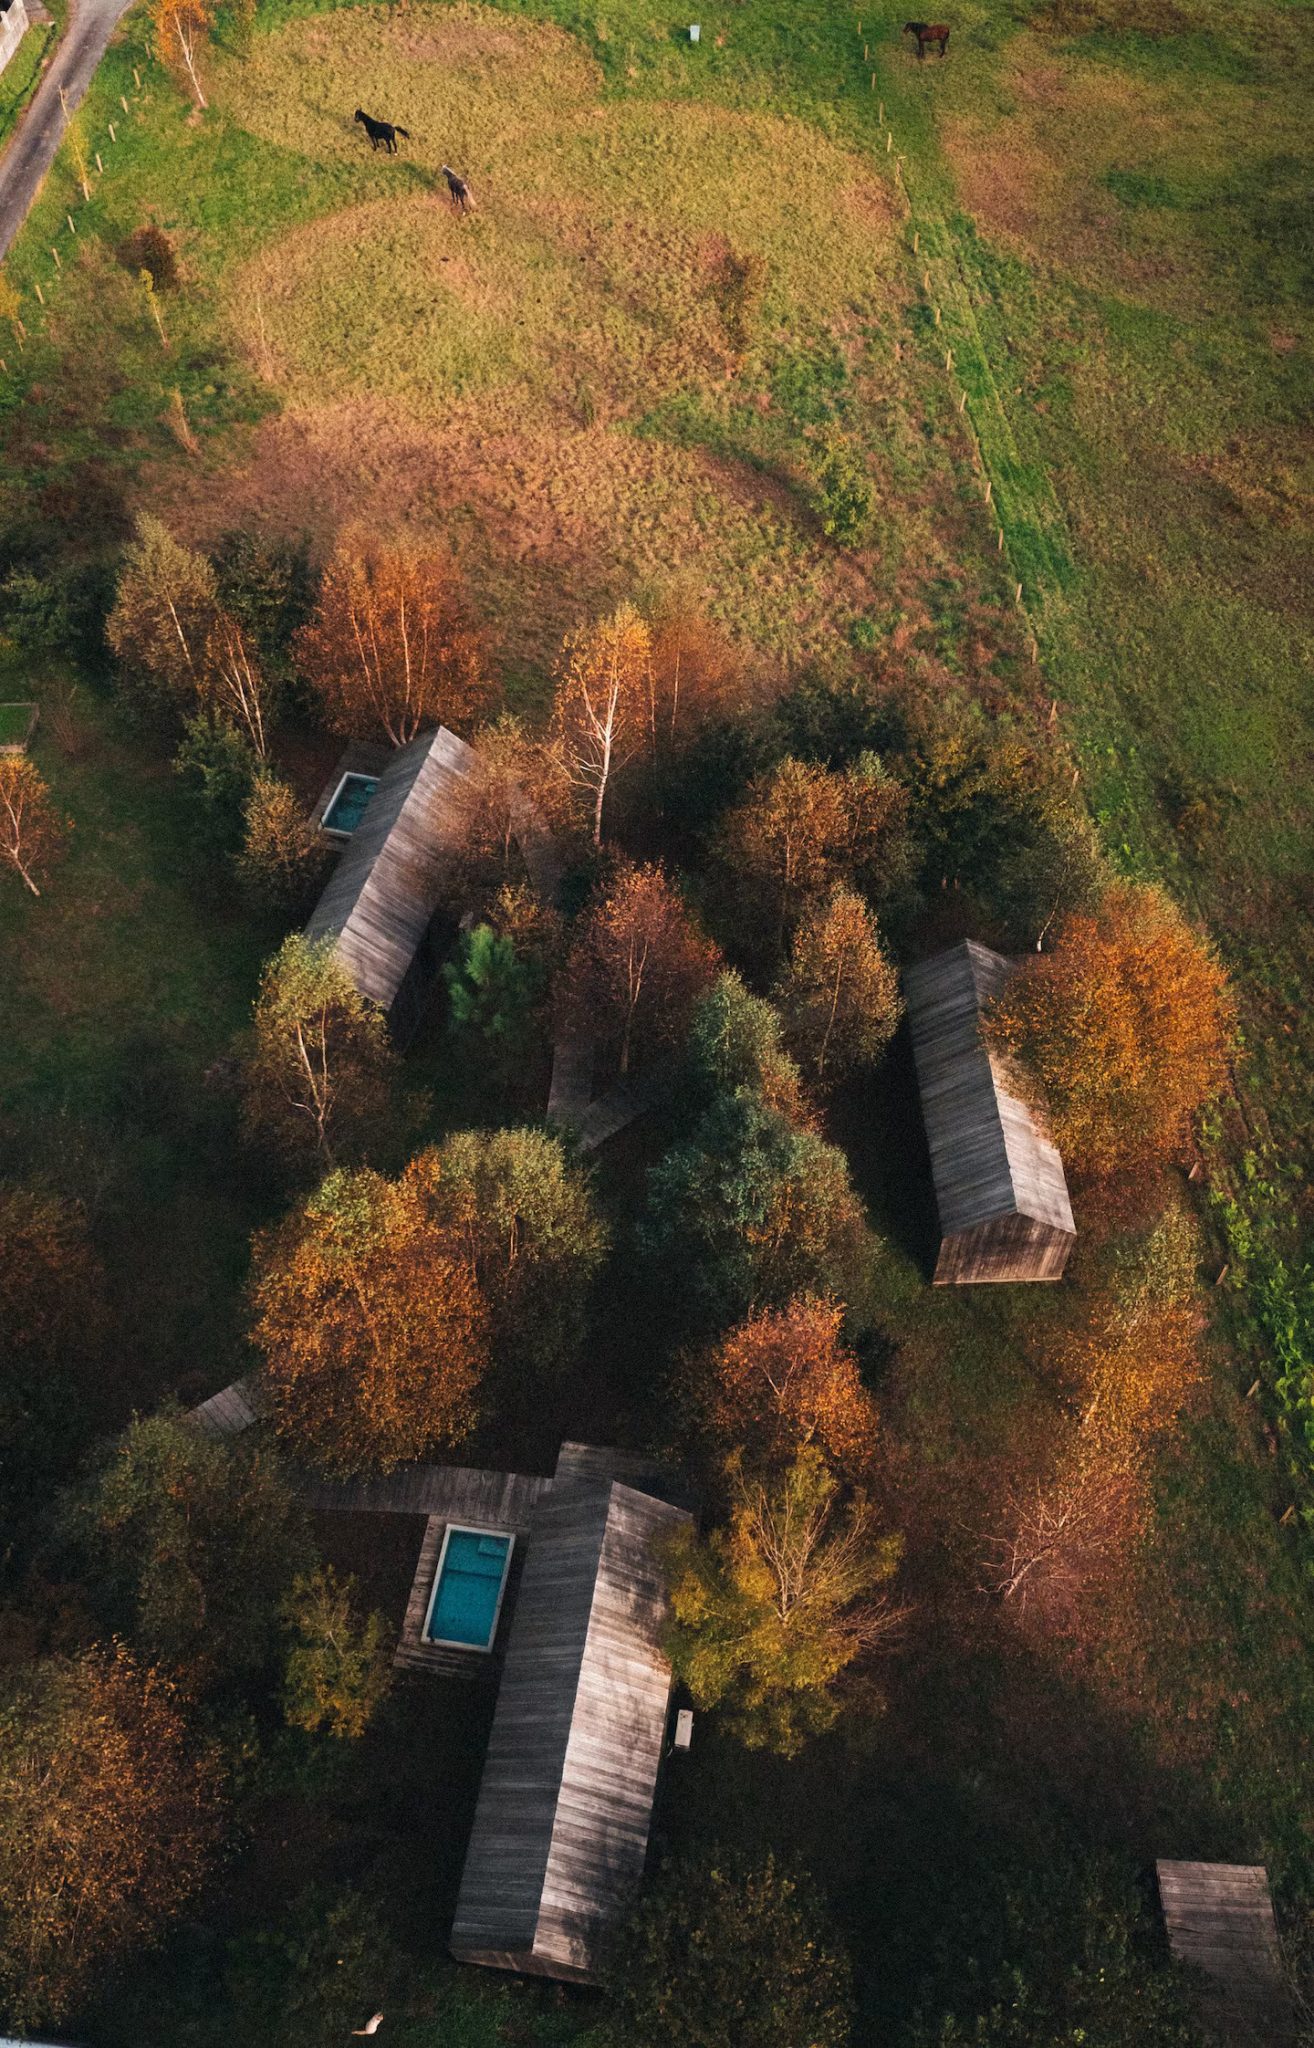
[0,0,138,260]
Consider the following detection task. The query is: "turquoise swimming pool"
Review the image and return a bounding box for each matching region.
[424,1527,514,1650]
[323,772,378,836]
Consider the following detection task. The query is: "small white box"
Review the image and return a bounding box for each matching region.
[688,22,700,40]
[674,1707,694,1749]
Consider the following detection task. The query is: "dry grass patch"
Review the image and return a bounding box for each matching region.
[156,396,879,673]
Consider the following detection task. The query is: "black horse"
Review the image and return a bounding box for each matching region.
[903,19,951,56]
[354,108,411,153]
[442,165,472,214]
[441,164,472,212]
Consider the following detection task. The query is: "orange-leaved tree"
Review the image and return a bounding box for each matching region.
[0,758,69,898]
[777,885,901,1086]
[151,0,212,107]
[0,1645,220,2030]
[720,757,852,947]
[552,602,651,846]
[250,1151,489,1475]
[560,860,721,1078]
[646,602,743,756]
[987,880,1237,1181]
[687,1294,879,1481]
[983,1208,1201,1613]
[295,539,492,746]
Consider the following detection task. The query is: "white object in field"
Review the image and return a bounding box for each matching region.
[351,2017,384,2038]
[688,22,700,39]
[674,1708,694,1750]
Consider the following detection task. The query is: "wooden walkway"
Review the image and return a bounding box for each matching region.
[302,1461,553,1529]
[187,1375,264,1439]
[1157,1860,1297,2045]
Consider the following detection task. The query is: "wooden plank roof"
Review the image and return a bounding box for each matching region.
[451,1476,691,1983]
[904,940,1075,1243]
[304,726,484,1012]
[1157,1860,1296,2045]
[302,1462,552,1531]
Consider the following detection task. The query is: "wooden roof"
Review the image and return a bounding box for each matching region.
[905,940,1075,1247]
[304,726,483,1012]
[1157,1860,1296,2045]
[451,1475,691,1983]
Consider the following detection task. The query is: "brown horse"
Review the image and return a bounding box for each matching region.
[903,20,951,57]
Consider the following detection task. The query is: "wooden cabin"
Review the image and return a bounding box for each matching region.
[905,940,1075,1284]
[450,1465,691,1983]
[1156,1861,1297,2046]
[303,726,483,1042]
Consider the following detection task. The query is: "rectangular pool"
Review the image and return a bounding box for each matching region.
[424,1526,514,1651]
[323,771,379,836]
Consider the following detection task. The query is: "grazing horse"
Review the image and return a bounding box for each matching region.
[903,19,951,56]
[441,164,472,212]
[354,108,411,153]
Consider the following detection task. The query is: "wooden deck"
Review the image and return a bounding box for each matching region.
[1157,1860,1297,2046]
[187,1375,264,1439]
[303,1461,553,1528]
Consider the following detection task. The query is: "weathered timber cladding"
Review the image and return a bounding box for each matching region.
[451,1478,691,1983]
[302,1463,551,1529]
[1156,1861,1296,2046]
[304,726,483,1024]
[904,940,1075,1285]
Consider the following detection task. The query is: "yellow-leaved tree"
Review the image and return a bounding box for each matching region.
[249,1150,489,1474]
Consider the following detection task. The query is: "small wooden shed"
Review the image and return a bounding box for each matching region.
[1156,1860,1297,2045]
[450,1472,691,1983]
[904,939,1075,1284]
[303,726,483,1041]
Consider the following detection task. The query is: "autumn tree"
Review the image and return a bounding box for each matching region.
[605,1850,854,2048]
[684,971,811,1126]
[843,749,917,909]
[239,935,394,1171]
[552,602,651,845]
[0,1646,220,2029]
[777,886,901,1086]
[663,1447,903,1754]
[646,601,743,756]
[560,861,720,1080]
[685,1295,879,1482]
[108,515,275,751]
[642,1089,869,1336]
[720,756,851,945]
[295,540,491,746]
[425,1126,607,1374]
[444,713,571,910]
[237,772,328,910]
[982,1211,1201,1615]
[249,1153,489,1475]
[987,881,1237,1180]
[151,0,212,107]
[62,1412,313,1696]
[0,757,68,897]
[281,1566,391,1740]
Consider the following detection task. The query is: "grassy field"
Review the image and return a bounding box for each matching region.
[0,0,1312,2035]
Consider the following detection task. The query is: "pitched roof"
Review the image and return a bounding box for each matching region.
[304,726,483,1011]
[904,939,1075,1242]
[1157,1860,1297,2046]
[451,1475,691,1982]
